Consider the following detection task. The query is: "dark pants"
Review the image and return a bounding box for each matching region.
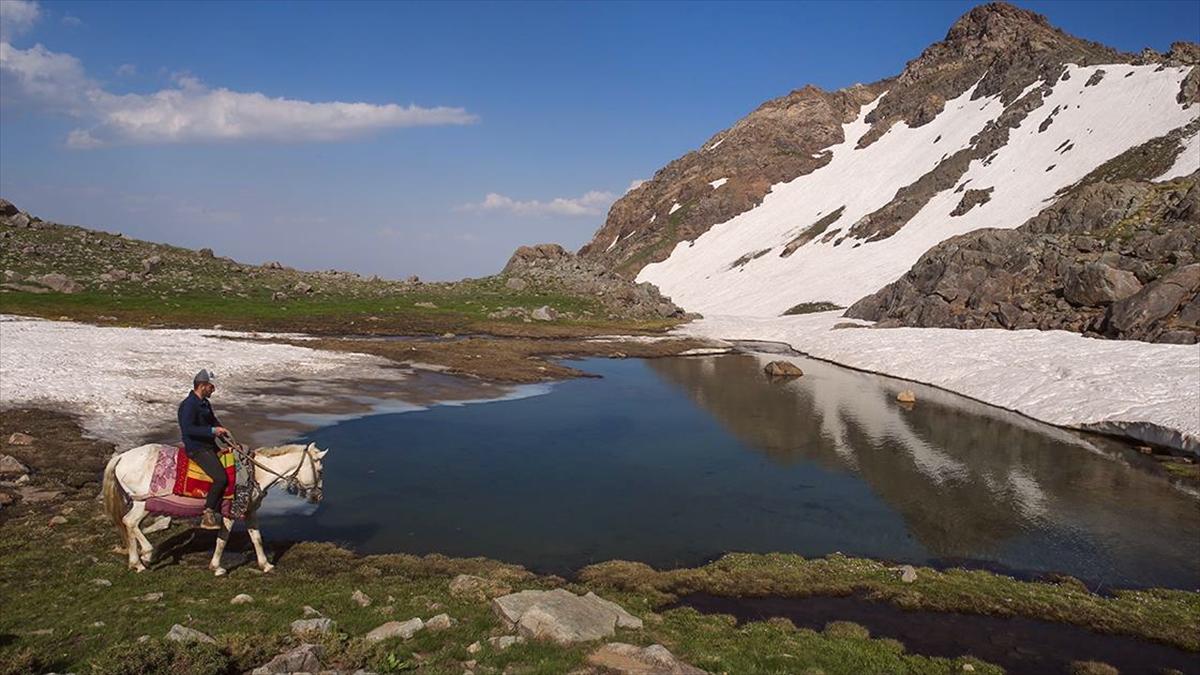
[186,447,227,511]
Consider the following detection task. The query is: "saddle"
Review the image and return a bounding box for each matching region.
[173,446,236,500]
[143,444,250,519]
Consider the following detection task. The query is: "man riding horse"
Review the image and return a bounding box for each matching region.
[178,369,230,530]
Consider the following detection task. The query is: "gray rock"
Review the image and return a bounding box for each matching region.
[899,565,918,583]
[164,624,215,644]
[504,277,529,291]
[230,593,253,605]
[1107,264,1200,340]
[1064,262,1142,306]
[492,589,642,644]
[293,281,313,294]
[142,256,162,274]
[763,360,804,377]
[6,432,34,446]
[291,617,335,636]
[487,635,524,650]
[251,643,323,674]
[91,579,112,587]
[39,273,83,294]
[531,305,558,321]
[425,613,454,631]
[271,291,288,302]
[199,248,214,257]
[587,642,706,674]
[137,592,163,602]
[0,454,29,476]
[364,618,423,642]
[351,589,372,607]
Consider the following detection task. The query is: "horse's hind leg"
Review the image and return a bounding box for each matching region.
[209,516,234,577]
[123,501,149,572]
[245,511,274,573]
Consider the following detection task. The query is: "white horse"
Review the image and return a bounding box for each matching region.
[102,443,327,576]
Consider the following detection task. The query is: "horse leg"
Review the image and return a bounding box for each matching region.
[245,511,274,573]
[209,516,234,577]
[123,501,148,572]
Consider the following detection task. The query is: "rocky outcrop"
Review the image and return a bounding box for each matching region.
[586,643,706,674]
[846,172,1200,343]
[502,244,685,320]
[491,589,643,644]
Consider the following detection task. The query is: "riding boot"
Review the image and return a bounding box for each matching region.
[200,509,220,530]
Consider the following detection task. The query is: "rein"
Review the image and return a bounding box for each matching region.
[216,435,319,500]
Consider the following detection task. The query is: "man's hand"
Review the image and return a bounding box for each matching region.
[214,426,229,437]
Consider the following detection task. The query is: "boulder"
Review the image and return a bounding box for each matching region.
[492,589,642,644]
[0,454,29,476]
[364,618,423,642]
[1107,264,1200,340]
[271,291,288,302]
[763,361,804,377]
[7,432,34,446]
[290,617,335,636]
[230,594,253,605]
[504,277,529,291]
[487,635,524,650]
[1063,263,1142,306]
[142,256,162,274]
[351,589,372,607]
[531,305,558,321]
[39,273,83,294]
[587,643,706,674]
[0,199,17,217]
[199,247,214,257]
[251,643,323,674]
[164,624,215,644]
[896,390,917,404]
[899,565,918,583]
[425,613,454,631]
[293,281,313,294]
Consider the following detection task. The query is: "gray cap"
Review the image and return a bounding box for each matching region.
[193,369,215,385]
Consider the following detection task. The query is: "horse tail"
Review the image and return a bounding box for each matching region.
[102,452,129,551]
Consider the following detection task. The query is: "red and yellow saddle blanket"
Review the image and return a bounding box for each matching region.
[155,446,236,500]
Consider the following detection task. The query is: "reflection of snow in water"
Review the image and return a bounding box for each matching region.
[280,382,552,428]
[256,490,320,517]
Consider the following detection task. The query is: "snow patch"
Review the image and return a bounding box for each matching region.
[638,63,1198,317]
[709,177,728,189]
[605,234,620,252]
[669,202,682,215]
[0,316,396,447]
[679,313,1200,453]
[1155,130,1200,182]
[709,139,724,150]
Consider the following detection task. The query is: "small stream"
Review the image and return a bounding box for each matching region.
[672,593,1199,675]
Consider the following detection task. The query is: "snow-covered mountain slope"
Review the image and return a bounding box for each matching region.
[638,62,1198,317]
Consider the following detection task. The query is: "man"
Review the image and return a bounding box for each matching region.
[178,369,230,530]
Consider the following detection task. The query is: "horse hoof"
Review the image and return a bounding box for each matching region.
[213,567,227,577]
[260,563,275,574]
[132,564,147,573]
[140,553,153,564]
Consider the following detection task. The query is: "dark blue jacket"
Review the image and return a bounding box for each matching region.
[178,390,221,453]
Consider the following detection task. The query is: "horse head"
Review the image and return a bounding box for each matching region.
[298,442,328,503]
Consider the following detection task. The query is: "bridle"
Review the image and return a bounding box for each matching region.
[217,434,323,503]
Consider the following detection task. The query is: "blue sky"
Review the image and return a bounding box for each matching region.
[2,0,1197,280]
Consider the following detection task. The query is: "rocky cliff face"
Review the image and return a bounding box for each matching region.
[579,3,1184,278]
[845,171,1200,344]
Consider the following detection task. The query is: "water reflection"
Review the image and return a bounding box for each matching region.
[647,353,1200,580]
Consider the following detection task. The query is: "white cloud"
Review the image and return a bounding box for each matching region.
[0,33,479,148]
[115,63,136,77]
[0,0,40,41]
[626,179,646,193]
[459,190,616,217]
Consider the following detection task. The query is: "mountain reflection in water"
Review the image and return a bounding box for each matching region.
[646,353,1199,583]
[260,355,1199,588]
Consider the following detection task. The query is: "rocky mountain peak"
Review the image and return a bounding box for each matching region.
[942,2,1053,47]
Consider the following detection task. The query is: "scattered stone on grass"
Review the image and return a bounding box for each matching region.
[164,624,215,644]
[0,454,29,476]
[488,635,525,650]
[586,642,706,674]
[6,432,34,446]
[291,617,335,636]
[364,618,424,642]
[449,573,512,601]
[351,588,372,607]
[137,592,163,602]
[425,613,454,631]
[899,565,918,583]
[493,589,642,644]
[230,593,254,605]
[251,643,323,674]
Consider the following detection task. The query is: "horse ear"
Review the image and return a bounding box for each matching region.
[316,449,329,459]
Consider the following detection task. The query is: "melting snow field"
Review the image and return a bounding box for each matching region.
[678,313,1200,453]
[0,315,395,447]
[639,63,1198,316]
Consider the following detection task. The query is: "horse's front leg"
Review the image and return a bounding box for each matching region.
[245,511,274,573]
[123,501,149,572]
[209,516,234,577]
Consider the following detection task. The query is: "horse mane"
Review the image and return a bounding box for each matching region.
[256,443,307,457]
